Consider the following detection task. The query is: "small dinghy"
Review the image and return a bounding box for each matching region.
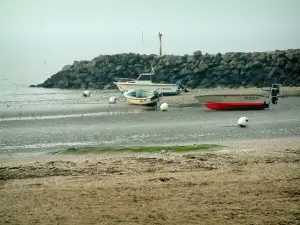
[123,89,162,106]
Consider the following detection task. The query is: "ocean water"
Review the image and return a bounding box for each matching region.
[0,61,75,104]
[0,61,120,105]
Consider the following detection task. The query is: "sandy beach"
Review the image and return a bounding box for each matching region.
[1,87,300,224]
[0,138,300,225]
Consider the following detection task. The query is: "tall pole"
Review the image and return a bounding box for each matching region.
[142,30,144,54]
[158,32,162,56]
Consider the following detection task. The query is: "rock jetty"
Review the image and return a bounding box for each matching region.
[35,49,300,89]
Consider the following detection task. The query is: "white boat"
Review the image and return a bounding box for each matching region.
[194,84,281,111]
[114,69,184,95]
[194,94,267,110]
[123,89,161,106]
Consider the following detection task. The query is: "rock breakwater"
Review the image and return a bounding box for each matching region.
[35,49,300,89]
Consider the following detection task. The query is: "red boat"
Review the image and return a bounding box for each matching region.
[194,84,281,111]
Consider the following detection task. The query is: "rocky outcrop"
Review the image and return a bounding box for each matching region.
[35,49,300,89]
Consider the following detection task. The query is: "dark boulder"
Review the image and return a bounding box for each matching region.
[61,65,72,72]
[193,50,202,58]
[186,78,202,88]
[200,78,214,88]
[179,68,193,76]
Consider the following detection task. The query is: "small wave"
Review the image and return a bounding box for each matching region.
[0,142,95,151]
[0,110,141,121]
[0,98,80,104]
[0,140,123,153]
[11,92,78,96]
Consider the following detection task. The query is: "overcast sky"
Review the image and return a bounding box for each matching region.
[0,0,299,68]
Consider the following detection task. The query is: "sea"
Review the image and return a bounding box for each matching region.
[0,61,79,104]
[0,61,120,107]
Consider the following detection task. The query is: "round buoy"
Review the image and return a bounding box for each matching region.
[109,96,117,104]
[160,103,169,111]
[238,117,249,127]
[82,90,90,97]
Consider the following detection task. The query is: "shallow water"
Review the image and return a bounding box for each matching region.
[0,61,122,105]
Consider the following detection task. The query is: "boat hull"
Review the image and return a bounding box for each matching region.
[114,83,180,95]
[204,102,267,110]
[194,94,268,111]
[126,97,159,105]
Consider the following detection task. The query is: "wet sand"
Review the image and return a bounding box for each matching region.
[0,95,300,155]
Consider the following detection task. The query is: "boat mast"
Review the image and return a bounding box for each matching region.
[158,32,162,56]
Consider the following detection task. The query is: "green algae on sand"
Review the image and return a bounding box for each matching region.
[55,144,224,155]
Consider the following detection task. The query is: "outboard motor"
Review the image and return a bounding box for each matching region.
[154,88,163,97]
[270,84,281,104]
[182,85,189,92]
[176,81,189,92]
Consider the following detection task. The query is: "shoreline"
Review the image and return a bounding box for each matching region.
[1,136,299,165]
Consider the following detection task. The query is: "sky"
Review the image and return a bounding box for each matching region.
[0,0,300,73]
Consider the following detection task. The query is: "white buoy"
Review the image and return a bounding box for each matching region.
[160,103,169,111]
[109,96,117,104]
[82,90,90,97]
[238,117,249,127]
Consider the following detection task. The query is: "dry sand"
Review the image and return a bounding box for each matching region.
[1,138,299,225]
